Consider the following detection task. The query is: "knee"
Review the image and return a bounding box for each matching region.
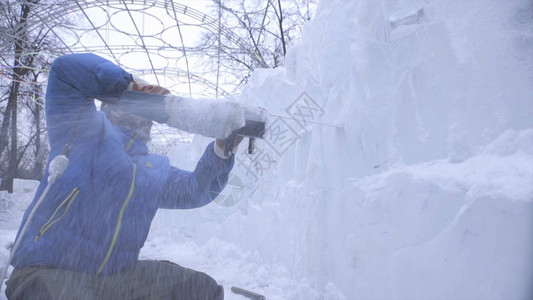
[190,272,224,300]
[214,284,224,300]
[6,276,52,300]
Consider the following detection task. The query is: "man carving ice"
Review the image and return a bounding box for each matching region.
[3,53,257,299]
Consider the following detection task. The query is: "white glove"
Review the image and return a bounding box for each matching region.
[214,136,244,159]
[165,95,245,139]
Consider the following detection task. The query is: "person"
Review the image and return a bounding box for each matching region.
[5,53,243,299]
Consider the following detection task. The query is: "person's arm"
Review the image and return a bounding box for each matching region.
[47,53,131,105]
[45,53,133,153]
[160,142,234,209]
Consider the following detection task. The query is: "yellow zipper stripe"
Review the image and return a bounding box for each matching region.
[40,189,79,234]
[125,136,135,152]
[34,188,80,242]
[97,163,137,275]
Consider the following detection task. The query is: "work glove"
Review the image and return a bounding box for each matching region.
[130,77,170,96]
[214,136,244,159]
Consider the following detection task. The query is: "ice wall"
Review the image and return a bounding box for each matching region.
[163,0,533,298]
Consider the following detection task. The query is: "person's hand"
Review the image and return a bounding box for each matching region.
[216,136,244,149]
[215,136,244,159]
[132,81,170,95]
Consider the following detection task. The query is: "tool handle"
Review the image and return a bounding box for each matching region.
[223,133,238,157]
[223,118,266,156]
[231,286,266,300]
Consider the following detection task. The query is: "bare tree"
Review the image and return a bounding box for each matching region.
[23,69,48,179]
[0,0,66,192]
[0,1,38,192]
[194,0,318,93]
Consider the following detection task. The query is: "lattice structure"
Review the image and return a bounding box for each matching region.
[0,0,267,98]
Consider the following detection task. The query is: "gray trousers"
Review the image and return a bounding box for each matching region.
[5,260,224,300]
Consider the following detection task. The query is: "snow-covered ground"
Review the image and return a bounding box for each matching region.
[2,0,533,299]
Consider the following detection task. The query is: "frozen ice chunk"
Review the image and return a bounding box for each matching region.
[389,3,427,30]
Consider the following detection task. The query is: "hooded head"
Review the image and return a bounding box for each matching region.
[101,103,153,143]
[101,75,170,144]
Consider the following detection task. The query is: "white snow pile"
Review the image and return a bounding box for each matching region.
[2,0,532,299]
[158,0,533,299]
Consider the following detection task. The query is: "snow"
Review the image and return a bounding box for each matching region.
[2,0,533,299]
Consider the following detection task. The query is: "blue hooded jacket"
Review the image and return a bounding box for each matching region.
[11,53,233,275]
